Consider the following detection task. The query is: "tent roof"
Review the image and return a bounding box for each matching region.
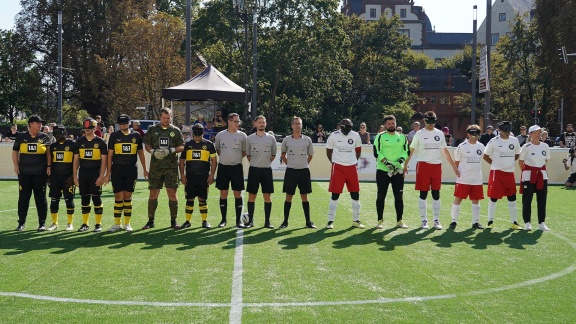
[162,65,245,102]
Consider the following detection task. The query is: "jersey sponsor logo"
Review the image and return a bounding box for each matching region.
[56,152,65,161]
[27,143,38,152]
[192,151,201,159]
[159,137,169,148]
[84,150,93,158]
[122,144,132,153]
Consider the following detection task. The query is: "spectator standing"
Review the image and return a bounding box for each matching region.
[407,121,420,144]
[516,126,528,146]
[442,127,453,147]
[479,125,495,146]
[132,120,145,138]
[312,124,326,143]
[541,130,553,147]
[4,124,19,142]
[558,124,576,149]
[212,110,227,134]
[204,121,214,141]
[396,126,403,134]
[193,114,207,128]
[359,122,371,144]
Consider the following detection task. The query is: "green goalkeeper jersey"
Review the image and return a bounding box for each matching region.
[373,131,409,172]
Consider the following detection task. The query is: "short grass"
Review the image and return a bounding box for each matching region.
[1,180,575,323]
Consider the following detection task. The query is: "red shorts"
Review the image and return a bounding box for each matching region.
[487,170,517,199]
[415,162,442,191]
[328,163,360,194]
[454,183,484,200]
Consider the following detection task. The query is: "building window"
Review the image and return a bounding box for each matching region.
[370,8,376,18]
[398,29,410,38]
[499,13,506,21]
[431,96,436,105]
[491,33,499,46]
[400,9,406,18]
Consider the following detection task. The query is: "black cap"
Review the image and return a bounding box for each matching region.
[117,114,131,124]
[28,116,45,124]
[192,123,204,130]
[83,118,97,129]
[53,124,66,132]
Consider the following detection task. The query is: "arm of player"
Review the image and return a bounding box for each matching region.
[46,146,52,176]
[105,149,114,183]
[179,158,186,185]
[281,152,287,164]
[403,147,415,174]
[96,155,107,186]
[138,149,149,179]
[326,148,333,163]
[483,154,492,164]
[308,154,313,164]
[442,148,459,177]
[73,154,79,186]
[12,150,19,175]
[208,154,217,185]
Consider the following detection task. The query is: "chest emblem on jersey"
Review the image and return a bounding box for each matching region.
[94,144,99,149]
[65,146,70,151]
[202,145,207,150]
[477,149,482,155]
[37,139,44,144]
[434,136,440,141]
[348,139,353,144]
[509,144,514,150]
[132,138,136,143]
[170,132,175,137]
[542,151,547,156]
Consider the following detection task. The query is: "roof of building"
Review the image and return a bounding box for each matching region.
[508,0,535,14]
[425,32,473,45]
[409,69,471,92]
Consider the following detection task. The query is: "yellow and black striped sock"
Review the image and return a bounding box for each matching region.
[94,205,103,225]
[123,199,132,225]
[81,205,91,225]
[185,200,194,221]
[113,200,123,225]
[51,213,58,225]
[199,200,208,221]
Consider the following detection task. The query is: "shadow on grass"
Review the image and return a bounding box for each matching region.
[276,227,352,250]
[430,227,476,248]
[503,229,544,249]
[378,227,435,251]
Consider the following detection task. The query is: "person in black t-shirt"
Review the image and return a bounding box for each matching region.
[179,124,217,229]
[559,124,576,149]
[47,125,77,231]
[104,114,147,232]
[4,124,19,142]
[12,116,51,231]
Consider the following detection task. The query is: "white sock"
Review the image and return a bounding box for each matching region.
[451,204,460,222]
[418,198,427,221]
[328,199,338,222]
[351,199,361,221]
[432,199,441,221]
[472,204,481,224]
[488,200,497,222]
[508,201,517,223]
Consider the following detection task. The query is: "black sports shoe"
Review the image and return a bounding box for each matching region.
[236,222,245,229]
[449,222,457,229]
[306,221,317,229]
[218,220,227,228]
[202,220,211,229]
[78,224,90,232]
[171,221,180,229]
[264,222,275,229]
[92,224,102,232]
[16,224,25,231]
[142,221,155,230]
[279,221,288,229]
[180,221,191,229]
[487,220,494,228]
[472,222,485,229]
[37,225,46,232]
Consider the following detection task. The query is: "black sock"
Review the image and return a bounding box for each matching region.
[264,202,272,223]
[376,194,385,220]
[283,201,292,222]
[302,201,310,223]
[235,197,243,223]
[248,201,255,223]
[220,198,227,222]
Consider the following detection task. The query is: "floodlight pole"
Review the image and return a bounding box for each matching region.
[185,0,191,125]
[57,10,63,124]
[251,10,258,120]
[484,0,492,129]
[471,5,478,124]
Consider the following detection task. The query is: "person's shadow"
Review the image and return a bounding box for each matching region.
[503,230,544,250]
[379,227,435,251]
[430,227,476,248]
[465,228,513,250]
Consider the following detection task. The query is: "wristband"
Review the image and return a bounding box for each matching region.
[170,148,175,154]
[47,165,51,167]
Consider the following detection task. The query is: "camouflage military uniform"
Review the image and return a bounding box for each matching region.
[144,124,184,189]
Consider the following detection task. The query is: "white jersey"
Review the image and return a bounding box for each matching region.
[454,141,485,185]
[519,142,550,181]
[326,130,362,166]
[484,136,521,172]
[409,128,447,164]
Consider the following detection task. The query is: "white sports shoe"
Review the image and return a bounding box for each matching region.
[125,224,133,232]
[47,224,58,231]
[376,219,384,229]
[108,224,123,232]
[326,221,334,229]
[524,222,532,231]
[65,224,74,231]
[421,220,429,229]
[537,222,550,231]
[352,220,365,229]
[433,220,443,230]
[396,220,408,229]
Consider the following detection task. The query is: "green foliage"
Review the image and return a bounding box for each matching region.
[357,101,414,132]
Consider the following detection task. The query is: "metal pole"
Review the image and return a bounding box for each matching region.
[471,6,478,125]
[560,98,564,132]
[185,0,191,125]
[251,10,258,120]
[57,10,63,124]
[484,0,492,128]
[244,11,249,120]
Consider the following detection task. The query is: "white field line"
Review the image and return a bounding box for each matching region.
[229,228,244,323]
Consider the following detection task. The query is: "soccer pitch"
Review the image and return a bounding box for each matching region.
[1,180,575,323]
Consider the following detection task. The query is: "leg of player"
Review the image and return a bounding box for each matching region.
[522,181,535,231]
[507,195,521,230]
[375,169,391,229]
[280,194,293,229]
[536,182,549,231]
[391,173,407,229]
[418,191,429,229]
[218,189,228,228]
[263,193,273,229]
[327,193,339,229]
[431,190,442,230]
[301,194,315,229]
[109,191,124,232]
[450,196,463,229]
[350,191,364,229]
[167,187,179,229]
[470,199,484,229]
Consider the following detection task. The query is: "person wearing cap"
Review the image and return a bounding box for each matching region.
[12,116,51,231]
[132,120,145,138]
[562,148,576,187]
[479,125,495,146]
[558,124,576,149]
[104,114,148,232]
[404,111,459,230]
[73,118,108,232]
[483,121,522,230]
[442,126,453,147]
[214,113,247,228]
[142,107,185,230]
[47,125,77,231]
[519,125,551,231]
[516,126,528,146]
[449,124,486,230]
[279,116,316,229]
[325,118,365,229]
[179,123,217,229]
[373,115,409,230]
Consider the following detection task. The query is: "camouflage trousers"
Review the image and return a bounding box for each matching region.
[148,167,179,190]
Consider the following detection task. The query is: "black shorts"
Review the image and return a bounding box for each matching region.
[111,164,138,193]
[49,173,75,199]
[185,174,209,200]
[216,164,245,191]
[567,173,576,184]
[282,168,312,195]
[246,166,274,194]
[78,168,102,196]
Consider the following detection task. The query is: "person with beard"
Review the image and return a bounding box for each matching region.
[47,125,77,231]
[325,118,364,229]
[373,115,409,229]
[245,115,277,228]
[449,125,485,229]
[403,111,459,230]
[483,121,522,230]
[479,125,495,146]
[559,124,576,149]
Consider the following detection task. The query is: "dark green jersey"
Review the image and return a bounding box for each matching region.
[144,124,184,169]
[75,136,108,169]
[50,139,77,175]
[374,132,408,172]
[180,139,217,176]
[108,130,143,166]
[13,131,50,175]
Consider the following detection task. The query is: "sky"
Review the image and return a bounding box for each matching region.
[0,0,489,33]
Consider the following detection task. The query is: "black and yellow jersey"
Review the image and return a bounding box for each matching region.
[180,139,217,176]
[108,130,143,166]
[50,139,77,175]
[75,136,108,169]
[13,131,50,175]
